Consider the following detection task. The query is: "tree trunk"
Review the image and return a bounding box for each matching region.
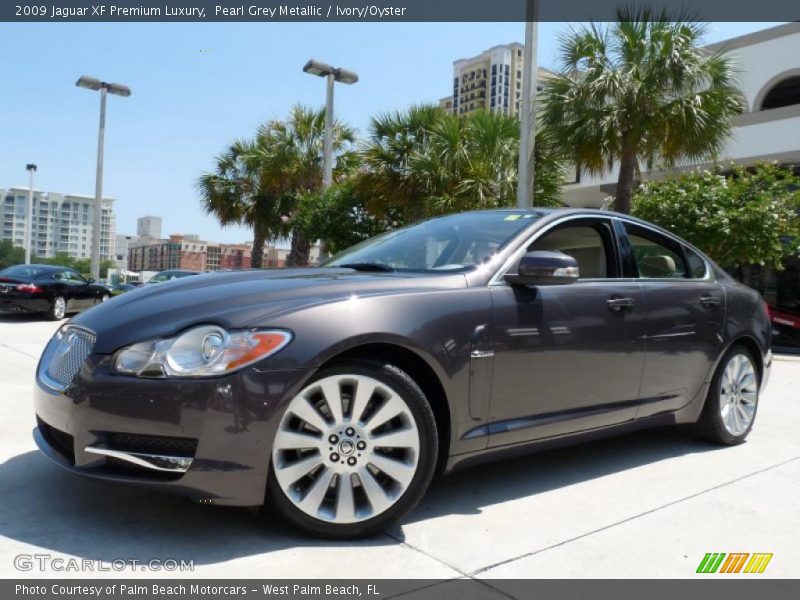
[250,221,268,269]
[614,148,637,215]
[285,227,311,267]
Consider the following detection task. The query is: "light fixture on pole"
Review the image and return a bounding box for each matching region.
[24,163,37,264]
[302,59,358,189]
[517,1,539,209]
[76,75,131,280]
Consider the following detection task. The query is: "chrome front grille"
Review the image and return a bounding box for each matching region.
[42,326,96,390]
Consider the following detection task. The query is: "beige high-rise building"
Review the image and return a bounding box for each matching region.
[440,42,554,117]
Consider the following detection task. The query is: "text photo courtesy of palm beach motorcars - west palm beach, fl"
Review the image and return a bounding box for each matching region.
[1,1,799,592]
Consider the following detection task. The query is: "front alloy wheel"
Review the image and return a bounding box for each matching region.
[268,360,437,538]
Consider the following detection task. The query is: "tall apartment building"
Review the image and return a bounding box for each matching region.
[114,234,138,270]
[127,234,252,272]
[439,43,553,117]
[0,188,115,261]
[136,215,162,240]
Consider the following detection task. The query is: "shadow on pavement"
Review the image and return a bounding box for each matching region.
[0,426,717,564]
[402,426,718,527]
[0,311,61,324]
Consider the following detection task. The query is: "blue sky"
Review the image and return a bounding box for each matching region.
[0,21,782,243]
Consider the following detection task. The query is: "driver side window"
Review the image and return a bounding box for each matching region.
[527,223,614,279]
[61,270,85,283]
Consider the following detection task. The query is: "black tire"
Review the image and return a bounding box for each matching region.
[695,343,760,445]
[266,358,439,538]
[46,296,66,321]
[96,294,110,305]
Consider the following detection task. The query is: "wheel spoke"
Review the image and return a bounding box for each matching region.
[730,403,742,434]
[336,474,356,522]
[364,394,406,431]
[735,355,749,385]
[319,380,344,424]
[370,426,418,449]
[274,429,323,451]
[739,371,756,390]
[736,403,751,427]
[290,397,328,433]
[369,454,415,486]
[350,378,375,425]
[299,467,334,515]
[740,390,757,403]
[358,467,391,515]
[276,454,321,485]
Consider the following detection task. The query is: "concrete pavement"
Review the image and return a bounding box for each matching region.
[0,311,798,579]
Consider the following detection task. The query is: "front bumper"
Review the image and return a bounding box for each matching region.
[33,351,311,506]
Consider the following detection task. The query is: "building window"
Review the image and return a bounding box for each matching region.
[761,76,800,110]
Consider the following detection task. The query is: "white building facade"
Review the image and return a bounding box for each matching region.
[0,188,116,261]
[562,22,800,206]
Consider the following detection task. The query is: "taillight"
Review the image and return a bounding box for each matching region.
[16,283,43,293]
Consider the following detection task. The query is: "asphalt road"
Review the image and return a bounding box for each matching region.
[0,310,798,580]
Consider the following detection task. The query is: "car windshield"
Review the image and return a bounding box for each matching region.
[326,211,543,272]
[0,265,47,279]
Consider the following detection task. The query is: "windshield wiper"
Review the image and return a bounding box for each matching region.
[335,262,395,272]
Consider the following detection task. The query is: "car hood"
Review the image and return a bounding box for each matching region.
[71,268,466,353]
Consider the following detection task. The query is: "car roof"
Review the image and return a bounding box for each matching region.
[5,263,66,272]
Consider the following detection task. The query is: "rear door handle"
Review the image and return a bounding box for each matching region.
[700,294,721,308]
[607,297,635,311]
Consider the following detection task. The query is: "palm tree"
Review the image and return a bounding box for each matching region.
[360,105,566,219]
[253,105,356,266]
[412,110,566,212]
[359,104,444,222]
[540,8,744,214]
[197,139,288,268]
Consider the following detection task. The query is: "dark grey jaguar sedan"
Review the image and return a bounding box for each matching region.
[33,209,771,537]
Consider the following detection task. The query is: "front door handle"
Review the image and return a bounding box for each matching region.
[607,297,635,311]
[700,294,721,308]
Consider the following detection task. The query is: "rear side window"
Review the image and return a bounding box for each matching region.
[624,224,688,279]
[684,247,708,279]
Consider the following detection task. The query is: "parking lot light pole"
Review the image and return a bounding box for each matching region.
[76,75,131,281]
[302,59,358,189]
[24,163,37,264]
[517,2,539,209]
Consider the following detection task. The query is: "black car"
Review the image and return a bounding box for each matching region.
[146,269,200,284]
[32,209,772,537]
[0,264,111,320]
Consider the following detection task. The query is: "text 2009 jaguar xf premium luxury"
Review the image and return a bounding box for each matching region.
[33,209,771,537]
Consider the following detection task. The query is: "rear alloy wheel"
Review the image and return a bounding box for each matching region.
[268,360,437,538]
[697,344,759,445]
[97,294,110,304]
[47,296,66,321]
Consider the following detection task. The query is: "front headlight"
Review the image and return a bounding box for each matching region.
[114,325,292,377]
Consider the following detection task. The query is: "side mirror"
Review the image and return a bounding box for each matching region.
[503,250,580,286]
[87,278,95,284]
